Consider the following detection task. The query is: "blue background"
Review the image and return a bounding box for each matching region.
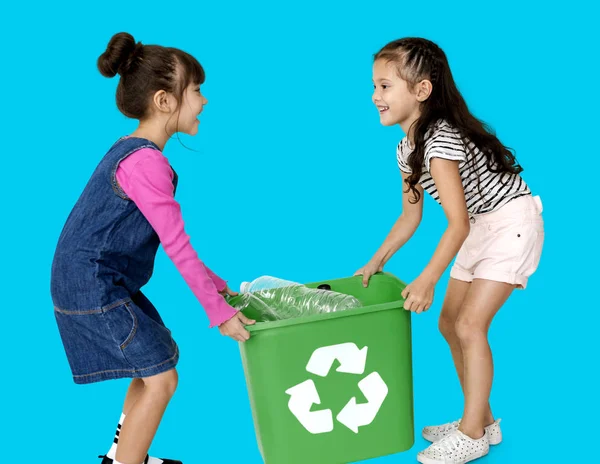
[1,1,597,462]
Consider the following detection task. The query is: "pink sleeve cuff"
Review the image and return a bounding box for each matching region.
[207,300,239,328]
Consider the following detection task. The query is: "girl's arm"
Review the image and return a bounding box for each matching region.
[356,171,423,286]
[422,158,470,280]
[116,148,238,328]
[401,158,470,312]
[203,264,228,292]
[370,171,425,268]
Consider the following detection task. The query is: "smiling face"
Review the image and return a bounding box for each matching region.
[173,82,208,136]
[372,59,421,128]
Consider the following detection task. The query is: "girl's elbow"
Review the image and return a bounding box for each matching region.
[450,218,471,239]
[402,212,422,232]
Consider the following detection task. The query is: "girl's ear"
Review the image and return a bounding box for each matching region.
[415,79,433,102]
[152,90,173,113]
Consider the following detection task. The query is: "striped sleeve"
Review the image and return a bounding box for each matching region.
[424,123,467,172]
[396,140,412,174]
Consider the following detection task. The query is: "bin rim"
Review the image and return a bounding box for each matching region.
[230,272,408,334]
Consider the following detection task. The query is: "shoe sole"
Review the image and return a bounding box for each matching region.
[422,430,502,445]
[417,449,489,464]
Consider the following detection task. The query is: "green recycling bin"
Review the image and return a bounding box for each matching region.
[230,272,414,464]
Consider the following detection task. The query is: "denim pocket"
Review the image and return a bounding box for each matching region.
[103,303,138,350]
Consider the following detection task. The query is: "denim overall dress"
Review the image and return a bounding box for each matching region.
[51,137,179,384]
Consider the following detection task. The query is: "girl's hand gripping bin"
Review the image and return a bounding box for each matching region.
[230,273,414,464]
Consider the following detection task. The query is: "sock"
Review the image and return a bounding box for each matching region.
[106,413,170,464]
[106,413,126,459]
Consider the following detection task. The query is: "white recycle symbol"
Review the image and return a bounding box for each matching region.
[285,342,388,434]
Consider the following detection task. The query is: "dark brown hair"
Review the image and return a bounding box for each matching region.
[374,37,523,203]
[97,32,205,121]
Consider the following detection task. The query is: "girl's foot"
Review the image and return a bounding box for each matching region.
[422,418,502,445]
[417,430,489,464]
[99,455,182,464]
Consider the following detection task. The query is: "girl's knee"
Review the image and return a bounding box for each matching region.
[143,369,178,397]
[438,313,457,339]
[454,314,487,344]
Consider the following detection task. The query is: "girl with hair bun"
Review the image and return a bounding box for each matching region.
[51,32,253,464]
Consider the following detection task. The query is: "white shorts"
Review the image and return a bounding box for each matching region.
[450,195,545,289]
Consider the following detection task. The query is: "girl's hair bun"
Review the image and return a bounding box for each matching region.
[97,32,139,78]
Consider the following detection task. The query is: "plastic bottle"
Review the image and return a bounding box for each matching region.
[235,276,362,321]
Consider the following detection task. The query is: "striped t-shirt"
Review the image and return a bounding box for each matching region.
[396,120,530,215]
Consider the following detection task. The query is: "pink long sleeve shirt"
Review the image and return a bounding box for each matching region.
[115,147,237,328]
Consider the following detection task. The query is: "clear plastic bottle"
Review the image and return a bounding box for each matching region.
[235,276,362,321]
